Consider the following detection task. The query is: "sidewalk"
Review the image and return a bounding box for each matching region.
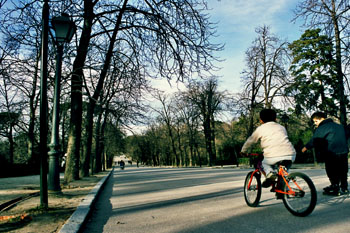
[0,168,113,233]
[59,168,113,233]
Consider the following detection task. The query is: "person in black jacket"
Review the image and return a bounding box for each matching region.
[302,112,349,195]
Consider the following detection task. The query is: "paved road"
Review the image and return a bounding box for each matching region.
[82,166,350,233]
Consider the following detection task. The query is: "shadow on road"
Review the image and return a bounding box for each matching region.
[81,172,115,233]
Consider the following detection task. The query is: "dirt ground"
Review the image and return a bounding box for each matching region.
[0,170,111,233]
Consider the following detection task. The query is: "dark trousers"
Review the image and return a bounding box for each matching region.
[325,153,348,189]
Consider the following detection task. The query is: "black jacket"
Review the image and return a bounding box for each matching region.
[305,118,349,155]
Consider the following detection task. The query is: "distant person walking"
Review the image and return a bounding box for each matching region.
[120,160,125,170]
[302,112,349,195]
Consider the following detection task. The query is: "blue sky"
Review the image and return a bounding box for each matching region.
[205,0,305,93]
[142,0,307,132]
[151,0,305,94]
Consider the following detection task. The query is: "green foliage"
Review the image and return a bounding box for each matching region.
[216,136,239,165]
[103,123,126,157]
[0,140,10,163]
[287,29,339,117]
[126,134,155,166]
[13,133,29,164]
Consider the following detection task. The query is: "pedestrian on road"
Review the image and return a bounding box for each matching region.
[120,160,125,170]
[302,111,349,195]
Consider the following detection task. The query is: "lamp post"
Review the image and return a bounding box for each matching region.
[39,0,49,209]
[48,13,75,193]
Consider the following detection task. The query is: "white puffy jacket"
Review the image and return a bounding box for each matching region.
[241,121,296,160]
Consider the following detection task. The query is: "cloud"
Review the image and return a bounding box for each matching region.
[208,0,292,35]
[148,1,303,96]
[209,0,288,22]
[205,0,301,93]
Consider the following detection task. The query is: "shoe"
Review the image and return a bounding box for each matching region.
[323,185,334,192]
[262,172,277,188]
[340,188,349,195]
[323,190,340,196]
[323,184,340,196]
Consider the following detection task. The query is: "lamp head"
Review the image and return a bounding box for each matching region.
[52,13,76,43]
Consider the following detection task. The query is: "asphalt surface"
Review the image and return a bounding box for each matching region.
[79,165,350,233]
[10,164,340,233]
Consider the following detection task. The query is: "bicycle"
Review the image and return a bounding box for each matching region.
[243,153,317,217]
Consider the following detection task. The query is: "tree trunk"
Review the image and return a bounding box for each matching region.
[97,110,109,172]
[8,124,14,164]
[195,142,201,167]
[167,124,179,166]
[93,111,103,174]
[80,0,128,177]
[28,98,36,165]
[64,0,94,183]
[210,115,216,164]
[176,127,183,166]
[28,55,39,168]
[203,114,214,166]
[331,0,347,126]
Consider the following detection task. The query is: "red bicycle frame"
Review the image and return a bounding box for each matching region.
[246,155,301,197]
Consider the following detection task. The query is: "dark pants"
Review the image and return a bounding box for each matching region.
[325,153,348,189]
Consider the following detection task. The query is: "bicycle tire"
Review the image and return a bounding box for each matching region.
[282,172,317,217]
[244,171,261,207]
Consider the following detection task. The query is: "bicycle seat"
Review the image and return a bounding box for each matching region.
[276,160,292,168]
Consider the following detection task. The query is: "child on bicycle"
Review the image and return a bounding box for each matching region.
[241,109,296,187]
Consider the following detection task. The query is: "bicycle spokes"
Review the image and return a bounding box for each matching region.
[284,176,306,197]
[244,171,262,207]
[282,172,317,217]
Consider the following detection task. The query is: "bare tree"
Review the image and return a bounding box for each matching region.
[1,0,222,181]
[80,0,128,177]
[68,0,220,178]
[186,77,224,166]
[175,92,202,166]
[91,61,146,173]
[240,25,290,135]
[0,73,22,164]
[0,2,44,168]
[61,0,221,181]
[153,92,180,166]
[241,45,263,136]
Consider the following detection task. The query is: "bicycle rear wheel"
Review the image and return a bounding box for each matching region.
[282,172,317,217]
[244,171,261,207]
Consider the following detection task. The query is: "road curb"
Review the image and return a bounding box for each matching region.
[59,168,114,233]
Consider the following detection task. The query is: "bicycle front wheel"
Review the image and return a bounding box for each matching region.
[244,171,261,207]
[282,172,317,217]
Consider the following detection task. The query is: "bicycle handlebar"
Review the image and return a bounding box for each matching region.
[240,152,263,157]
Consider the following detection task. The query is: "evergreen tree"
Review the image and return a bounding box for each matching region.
[288,29,338,117]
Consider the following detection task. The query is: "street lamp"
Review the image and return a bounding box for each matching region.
[39,0,49,209]
[48,13,76,193]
